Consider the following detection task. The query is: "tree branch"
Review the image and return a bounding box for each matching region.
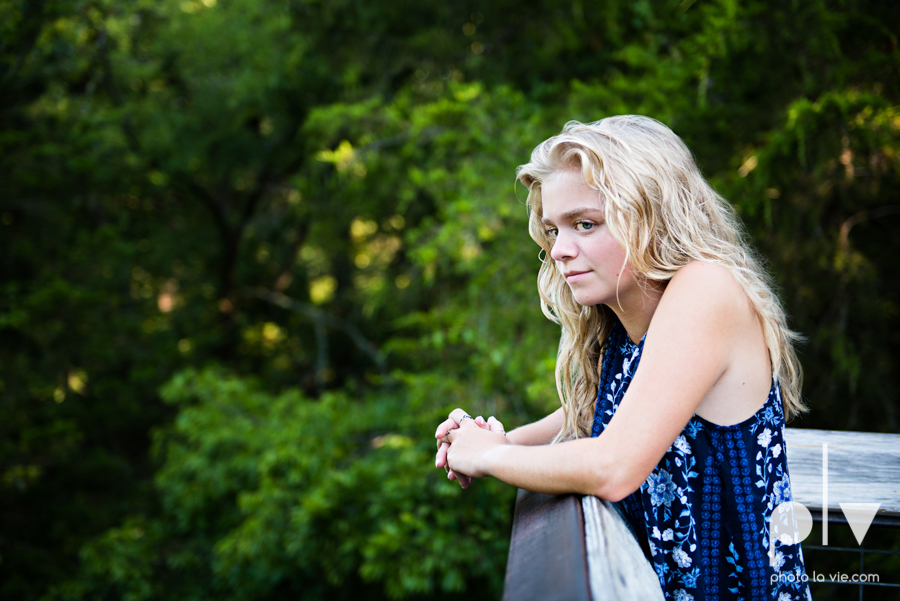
[273,221,310,292]
[241,288,389,382]
[839,205,900,252]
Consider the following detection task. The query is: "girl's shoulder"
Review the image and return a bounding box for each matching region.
[663,261,752,319]
[659,261,772,425]
[669,260,741,288]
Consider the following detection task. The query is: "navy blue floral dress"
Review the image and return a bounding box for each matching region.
[590,322,812,601]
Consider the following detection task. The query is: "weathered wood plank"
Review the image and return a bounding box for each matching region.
[582,496,665,601]
[785,428,900,525]
[502,491,591,601]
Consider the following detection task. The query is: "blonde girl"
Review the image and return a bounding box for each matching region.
[434,116,811,600]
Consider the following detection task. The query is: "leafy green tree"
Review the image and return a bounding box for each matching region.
[0,0,897,599]
[48,368,513,601]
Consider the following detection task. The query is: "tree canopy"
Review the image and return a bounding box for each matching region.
[1,0,898,599]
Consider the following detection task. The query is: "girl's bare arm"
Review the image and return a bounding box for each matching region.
[444,263,759,500]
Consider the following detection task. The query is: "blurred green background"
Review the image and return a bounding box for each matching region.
[1,0,898,599]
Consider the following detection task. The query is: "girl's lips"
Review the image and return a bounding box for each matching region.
[565,271,590,283]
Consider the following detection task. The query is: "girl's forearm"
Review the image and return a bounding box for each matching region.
[482,436,634,501]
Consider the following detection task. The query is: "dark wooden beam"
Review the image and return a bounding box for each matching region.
[502,491,591,601]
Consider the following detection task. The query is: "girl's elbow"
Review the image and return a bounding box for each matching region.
[594,480,638,503]
[589,463,646,502]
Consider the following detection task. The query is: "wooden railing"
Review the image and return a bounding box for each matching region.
[501,490,663,601]
[501,492,592,601]
[502,428,900,600]
[783,428,900,527]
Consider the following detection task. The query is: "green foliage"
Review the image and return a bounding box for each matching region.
[48,369,513,600]
[717,90,900,426]
[1,0,898,598]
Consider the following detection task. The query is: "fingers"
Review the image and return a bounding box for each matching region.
[434,408,482,490]
[446,426,474,488]
[435,441,449,468]
[487,416,506,434]
[434,417,458,440]
[449,470,471,488]
[448,408,474,426]
[435,408,481,442]
[444,415,484,445]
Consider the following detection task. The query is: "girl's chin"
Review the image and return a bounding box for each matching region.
[571,292,609,307]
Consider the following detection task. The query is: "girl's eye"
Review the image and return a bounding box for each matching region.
[544,227,558,238]
[575,221,595,232]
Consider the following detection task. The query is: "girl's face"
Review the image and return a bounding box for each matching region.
[540,169,639,309]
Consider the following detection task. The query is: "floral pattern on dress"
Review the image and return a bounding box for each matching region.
[591,322,812,600]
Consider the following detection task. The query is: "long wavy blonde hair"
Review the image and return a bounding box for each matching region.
[516,116,805,442]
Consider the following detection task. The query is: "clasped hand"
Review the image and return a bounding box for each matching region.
[434,408,508,488]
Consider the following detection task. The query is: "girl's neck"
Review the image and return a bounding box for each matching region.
[608,281,665,344]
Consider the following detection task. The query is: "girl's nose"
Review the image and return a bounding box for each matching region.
[549,231,576,261]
